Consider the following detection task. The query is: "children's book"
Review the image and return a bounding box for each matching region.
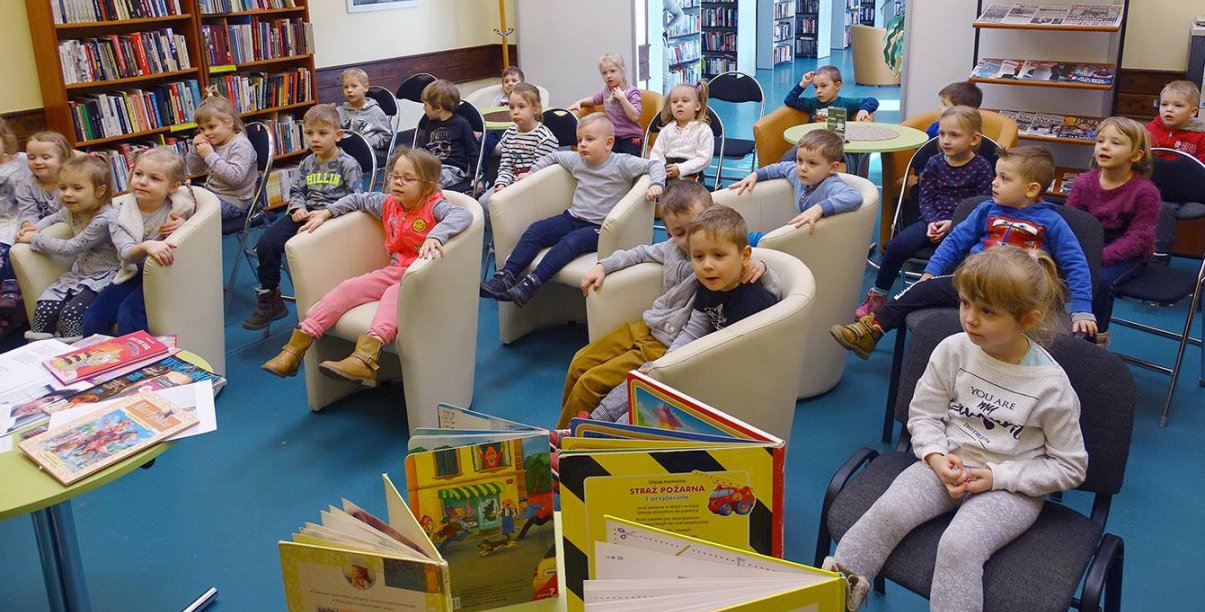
[403,404,558,611]
[43,331,170,385]
[279,474,453,612]
[18,390,197,484]
[584,515,845,611]
[558,373,787,612]
[43,354,225,414]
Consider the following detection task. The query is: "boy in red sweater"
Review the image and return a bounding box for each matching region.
[1144,80,1205,261]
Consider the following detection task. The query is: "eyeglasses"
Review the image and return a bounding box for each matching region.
[386,173,421,185]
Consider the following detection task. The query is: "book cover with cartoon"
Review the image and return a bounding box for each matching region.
[43,330,169,385]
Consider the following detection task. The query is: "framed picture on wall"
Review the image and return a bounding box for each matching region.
[347,0,417,13]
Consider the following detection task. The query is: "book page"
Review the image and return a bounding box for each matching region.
[383,474,442,561]
[321,508,430,561]
[279,541,450,612]
[48,381,216,442]
[341,498,432,559]
[435,403,542,432]
[593,542,815,580]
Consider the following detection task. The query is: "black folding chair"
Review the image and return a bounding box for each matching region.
[412,101,486,194]
[222,121,273,309]
[337,131,377,193]
[542,108,579,150]
[642,108,725,190]
[365,84,398,171]
[705,71,764,186]
[394,72,437,154]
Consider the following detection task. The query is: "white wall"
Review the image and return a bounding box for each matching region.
[516,0,638,109]
[0,1,45,113]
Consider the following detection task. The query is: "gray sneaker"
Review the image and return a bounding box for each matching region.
[822,556,871,612]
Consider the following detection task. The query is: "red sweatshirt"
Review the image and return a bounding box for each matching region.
[1145,117,1205,162]
[1066,169,1161,265]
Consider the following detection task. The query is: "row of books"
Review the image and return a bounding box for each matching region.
[997,110,1100,142]
[773,0,794,20]
[702,56,738,78]
[198,0,295,14]
[702,31,737,53]
[701,6,737,28]
[69,79,203,142]
[51,0,183,24]
[976,3,1123,28]
[666,63,703,91]
[266,115,306,159]
[797,15,820,35]
[59,29,191,86]
[773,43,793,64]
[799,0,820,11]
[96,137,193,193]
[796,37,819,57]
[773,21,792,42]
[971,58,1116,87]
[666,39,701,66]
[200,18,313,67]
[666,14,701,39]
[208,68,313,115]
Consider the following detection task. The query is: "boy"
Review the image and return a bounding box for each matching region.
[784,65,879,123]
[926,81,983,138]
[1145,80,1205,261]
[336,68,392,163]
[416,79,478,189]
[480,113,666,306]
[243,104,363,330]
[731,129,863,244]
[830,146,1097,359]
[586,204,780,423]
[560,181,774,426]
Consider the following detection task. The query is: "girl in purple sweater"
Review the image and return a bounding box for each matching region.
[1066,117,1160,344]
[568,53,643,155]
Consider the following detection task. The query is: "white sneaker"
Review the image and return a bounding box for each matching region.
[822,556,871,612]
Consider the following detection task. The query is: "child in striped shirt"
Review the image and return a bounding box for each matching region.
[479,83,559,213]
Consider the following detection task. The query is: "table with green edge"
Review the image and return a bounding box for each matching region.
[483,106,514,132]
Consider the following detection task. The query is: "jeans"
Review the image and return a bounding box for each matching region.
[83,275,146,335]
[875,220,934,293]
[875,274,959,331]
[1094,259,1145,332]
[255,213,305,290]
[612,136,642,156]
[217,195,249,221]
[501,211,600,283]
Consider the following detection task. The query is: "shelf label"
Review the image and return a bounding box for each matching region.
[170,122,197,132]
[210,65,237,74]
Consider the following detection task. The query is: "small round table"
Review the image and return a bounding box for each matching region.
[782,122,930,177]
[483,106,514,132]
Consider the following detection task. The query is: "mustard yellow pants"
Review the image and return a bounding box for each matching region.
[558,321,668,428]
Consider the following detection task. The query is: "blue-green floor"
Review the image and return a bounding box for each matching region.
[2,52,1202,611]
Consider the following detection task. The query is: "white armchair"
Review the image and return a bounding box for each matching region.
[585,249,815,440]
[284,192,484,431]
[464,83,552,109]
[711,173,880,399]
[10,187,226,375]
[489,165,653,344]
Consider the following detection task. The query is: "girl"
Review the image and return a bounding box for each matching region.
[480,67,529,188]
[854,106,994,319]
[83,148,197,336]
[825,245,1088,612]
[1066,116,1160,345]
[17,156,121,341]
[16,131,72,227]
[261,148,473,386]
[568,54,643,155]
[185,94,257,223]
[480,83,558,210]
[649,82,714,182]
[0,118,32,335]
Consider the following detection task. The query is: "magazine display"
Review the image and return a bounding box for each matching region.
[971,58,1115,87]
[998,110,1101,142]
[18,391,197,484]
[975,4,1123,28]
[44,354,225,414]
[1050,168,1085,196]
[43,331,170,385]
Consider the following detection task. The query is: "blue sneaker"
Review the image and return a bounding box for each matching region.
[480,270,516,299]
[504,274,542,307]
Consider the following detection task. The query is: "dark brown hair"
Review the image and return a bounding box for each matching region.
[939,81,984,108]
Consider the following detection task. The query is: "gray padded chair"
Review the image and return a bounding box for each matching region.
[817,311,1132,612]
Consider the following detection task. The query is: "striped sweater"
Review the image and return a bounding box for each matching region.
[495,123,559,188]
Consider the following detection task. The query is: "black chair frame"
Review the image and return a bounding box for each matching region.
[393,72,437,156]
[642,107,725,191]
[364,84,398,171]
[337,131,377,193]
[410,100,486,194]
[222,120,273,309]
[705,71,764,186]
[542,108,579,150]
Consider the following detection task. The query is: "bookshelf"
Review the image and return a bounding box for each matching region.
[831,0,859,49]
[858,0,876,26]
[700,0,754,80]
[757,0,796,69]
[794,0,829,59]
[665,0,703,90]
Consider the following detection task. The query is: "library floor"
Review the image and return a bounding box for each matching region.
[2,52,1202,611]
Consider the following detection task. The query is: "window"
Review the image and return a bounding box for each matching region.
[434,449,460,477]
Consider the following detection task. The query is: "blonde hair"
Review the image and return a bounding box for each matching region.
[0,117,16,155]
[1160,80,1201,108]
[996,146,1055,196]
[27,131,72,162]
[134,147,187,186]
[195,94,244,133]
[386,147,442,201]
[688,204,748,251]
[797,129,845,164]
[660,82,710,125]
[59,155,114,210]
[939,105,983,135]
[340,67,369,86]
[421,80,460,113]
[303,104,341,129]
[598,53,627,81]
[954,245,1067,345]
[1091,116,1153,178]
[509,83,543,115]
[577,112,615,137]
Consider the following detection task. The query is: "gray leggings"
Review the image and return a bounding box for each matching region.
[834,461,1043,612]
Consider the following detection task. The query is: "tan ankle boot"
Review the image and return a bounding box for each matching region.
[318,334,383,388]
[262,329,313,377]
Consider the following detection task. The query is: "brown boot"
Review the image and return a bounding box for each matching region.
[262,329,313,377]
[318,334,383,388]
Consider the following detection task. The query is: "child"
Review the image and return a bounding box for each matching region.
[82,148,197,336]
[729,129,863,243]
[0,118,31,323]
[1066,117,1160,344]
[480,83,559,211]
[824,245,1088,612]
[560,182,770,426]
[479,113,665,306]
[831,146,1096,360]
[416,79,478,190]
[336,68,392,161]
[1144,80,1205,261]
[926,81,983,138]
[16,156,120,341]
[784,65,879,123]
[649,82,715,182]
[261,148,473,384]
[185,94,257,222]
[482,66,530,181]
[855,106,994,319]
[568,54,644,155]
[244,104,363,330]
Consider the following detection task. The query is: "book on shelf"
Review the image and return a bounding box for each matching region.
[208,68,313,115]
[202,17,313,66]
[19,390,197,485]
[264,165,297,208]
[279,474,454,612]
[403,405,558,611]
[266,115,306,157]
[557,372,787,612]
[44,354,225,414]
[773,0,794,20]
[1024,112,1064,138]
[43,330,170,385]
[69,79,203,142]
[58,28,192,86]
[51,0,184,25]
[585,515,845,610]
[970,58,1115,87]
[1065,3,1123,27]
[976,4,1123,28]
[199,0,297,14]
[1057,115,1100,141]
[1051,167,1085,196]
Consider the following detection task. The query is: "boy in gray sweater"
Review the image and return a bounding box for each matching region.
[337,68,392,163]
[480,113,666,306]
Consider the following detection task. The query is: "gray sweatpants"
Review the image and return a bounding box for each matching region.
[834,461,1043,612]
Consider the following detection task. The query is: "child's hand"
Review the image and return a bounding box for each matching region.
[855,110,872,122]
[581,263,606,295]
[741,259,766,284]
[567,102,582,112]
[610,87,627,103]
[16,229,36,243]
[645,185,663,201]
[788,206,824,234]
[963,467,994,494]
[730,173,758,194]
[290,208,311,223]
[1073,317,1098,337]
[918,272,935,283]
[494,181,508,192]
[799,71,815,87]
[419,238,444,259]
[515,171,529,182]
[193,134,214,158]
[926,220,952,243]
[927,452,968,486]
[157,214,184,237]
[665,163,680,179]
[298,210,331,233]
[144,240,177,266]
[637,361,654,374]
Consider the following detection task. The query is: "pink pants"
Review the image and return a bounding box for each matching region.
[299,265,407,343]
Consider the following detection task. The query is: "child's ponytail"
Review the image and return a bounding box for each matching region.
[954,245,1068,345]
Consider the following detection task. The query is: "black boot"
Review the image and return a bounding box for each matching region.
[504,274,543,307]
[243,287,288,330]
[480,269,517,299]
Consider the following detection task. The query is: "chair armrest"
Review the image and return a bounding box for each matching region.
[584,262,663,343]
[711,179,797,233]
[814,446,880,565]
[9,224,74,321]
[753,107,810,169]
[1079,533,1124,612]
[597,175,654,259]
[574,103,604,118]
[489,165,576,264]
[285,212,390,315]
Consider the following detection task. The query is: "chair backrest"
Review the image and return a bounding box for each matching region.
[707,71,765,108]
[892,137,1000,233]
[1150,147,1205,204]
[338,131,377,192]
[850,25,900,86]
[240,121,274,231]
[365,85,398,117]
[456,100,486,181]
[395,73,437,103]
[542,108,579,149]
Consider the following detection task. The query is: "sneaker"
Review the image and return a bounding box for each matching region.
[821,556,871,612]
[480,270,517,299]
[504,274,542,307]
[854,290,888,320]
[243,287,288,330]
[830,315,883,360]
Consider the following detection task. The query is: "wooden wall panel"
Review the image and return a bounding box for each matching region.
[1116,68,1185,122]
[315,44,518,104]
